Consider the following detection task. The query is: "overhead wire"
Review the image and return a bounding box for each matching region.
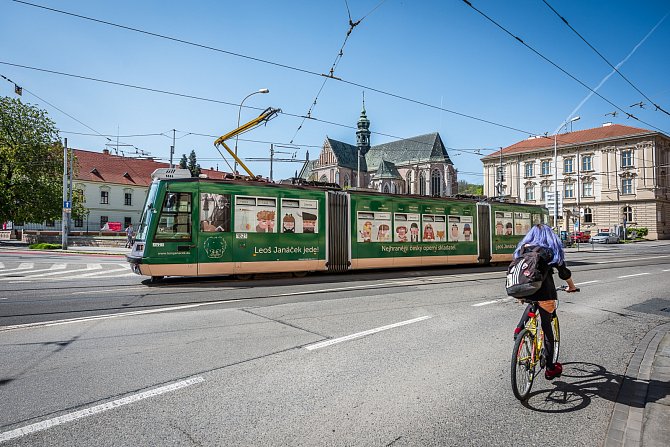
[0,61,506,157]
[461,0,670,135]
[9,0,538,136]
[289,0,384,143]
[541,0,670,117]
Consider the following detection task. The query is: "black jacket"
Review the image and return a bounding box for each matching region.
[520,245,571,301]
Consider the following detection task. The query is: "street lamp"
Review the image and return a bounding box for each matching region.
[233,88,269,175]
[554,116,580,229]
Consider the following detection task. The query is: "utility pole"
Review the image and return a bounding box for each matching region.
[270,144,274,182]
[170,129,175,168]
[245,144,304,182]
[496,147,504,201]
[61,138,69,249]
[68,146,74,237]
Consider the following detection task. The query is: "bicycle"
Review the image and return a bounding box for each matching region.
[510,294,562,401]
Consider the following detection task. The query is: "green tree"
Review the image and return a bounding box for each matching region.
[457,180,483,196]
[187,149,201,178]
[178,154,188,169]
[0,97,64,224]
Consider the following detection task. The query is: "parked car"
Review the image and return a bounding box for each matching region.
[570,231,591,243]
[589,232,620,244]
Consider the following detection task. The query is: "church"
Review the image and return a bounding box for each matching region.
[298,103,458,196]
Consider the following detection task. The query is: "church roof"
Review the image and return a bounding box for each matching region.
[375,160,401,179]
[327,138,366,171]
[365,132,453,170]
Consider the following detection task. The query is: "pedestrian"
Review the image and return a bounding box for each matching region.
[125,223,134,248]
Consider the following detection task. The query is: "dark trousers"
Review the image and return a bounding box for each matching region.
[517,304,556,369]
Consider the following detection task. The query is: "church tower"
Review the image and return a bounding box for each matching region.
[356,98,371,156]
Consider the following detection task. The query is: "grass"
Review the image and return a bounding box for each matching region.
[28,243,62,250]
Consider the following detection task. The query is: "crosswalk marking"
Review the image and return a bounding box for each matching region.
[0,263,34,275]
[67,266,129,278]
[25,264,102,278]
[0,263,64,278]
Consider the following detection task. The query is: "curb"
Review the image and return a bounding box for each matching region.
[604,321,670,446]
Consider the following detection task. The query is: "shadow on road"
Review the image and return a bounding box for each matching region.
[521,361,668,413]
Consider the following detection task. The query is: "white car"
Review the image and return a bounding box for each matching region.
[589,232,620,244]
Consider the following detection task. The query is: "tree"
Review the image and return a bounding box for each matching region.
[457,180,483,196]
[0,97,64,224]
[187,149,201,178]
[178,154,188,169]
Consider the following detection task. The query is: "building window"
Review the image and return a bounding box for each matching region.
[431,169,441,196]
[621,150,633,168]
[100,190,109,204]
[524,162,534,177]
[583,207,593,223]
[541,161,551,176]
[622,178,633,195]
[344,174,350,188]
[525,186,535,201]
[541,185,549,201]
[74,218,83,228]
[335,172,340,185]
[583,182,593,197]
[623,206,633,223]
[124,192,132,206]
[100,216,108,228]
[124,217,132,228]
[582,155,593,171]
[45,220,55,227]
[564,158,574,174]
[564,183,574,198]
[383,184,390,194]
[419,172,426,196]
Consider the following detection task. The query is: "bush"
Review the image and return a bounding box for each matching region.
[29,243,62,250]
[626,227,648,238]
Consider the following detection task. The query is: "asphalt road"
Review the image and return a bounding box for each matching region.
[1,241,669,446]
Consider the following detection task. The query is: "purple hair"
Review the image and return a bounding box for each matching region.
[513,224,564,265]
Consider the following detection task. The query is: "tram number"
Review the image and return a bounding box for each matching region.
[236,233,248,239]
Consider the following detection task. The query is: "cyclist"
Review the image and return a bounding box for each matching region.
[512,224,579,380]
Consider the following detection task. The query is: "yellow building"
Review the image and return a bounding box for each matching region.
[481,124,670,240]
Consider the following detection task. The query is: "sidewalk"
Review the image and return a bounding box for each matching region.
[0,240,129,256]
[605,321,670,447]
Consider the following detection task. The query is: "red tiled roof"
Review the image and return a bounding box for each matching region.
[73,149,229,185]
[482,124,657,160]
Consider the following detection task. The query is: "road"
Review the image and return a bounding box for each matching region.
[1,241,669,446]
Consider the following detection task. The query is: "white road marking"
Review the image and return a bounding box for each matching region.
[663,269,670,272]
[72,286,150,294]
[0,300,237,331]
[595,255,670,264]
[0,377,205,443]
[64,267,128,278]
[304,315,432,351]
[617,272,651,279]
[472,297,515,307]
[574,280,600,286]
[0,263,66,279]
[0,262,3,269]
[0,263,34,275]
[19,264,101,279]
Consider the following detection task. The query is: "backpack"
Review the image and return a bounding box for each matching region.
[505,248,549,298]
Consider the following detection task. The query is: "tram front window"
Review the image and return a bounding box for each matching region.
[155,192,192,241]
[136,182,159,241]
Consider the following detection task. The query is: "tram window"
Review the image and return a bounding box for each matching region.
[280,198,318,234]
[235,196,278,233]
[200,193,231,232]
[156,192,192,241]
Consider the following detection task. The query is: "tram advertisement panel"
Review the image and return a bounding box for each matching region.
[490,204,546,255]
[198,184,326,264]
[350,194,478,261]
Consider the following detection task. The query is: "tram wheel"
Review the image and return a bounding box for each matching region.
[150,276,164,283]
[235,274,253,280]
[293,271,308,278]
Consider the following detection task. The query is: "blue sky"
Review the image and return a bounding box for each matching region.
[2,0,669,184]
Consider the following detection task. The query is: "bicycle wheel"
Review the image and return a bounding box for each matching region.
[511,329,536,401]
[552,315,560,364]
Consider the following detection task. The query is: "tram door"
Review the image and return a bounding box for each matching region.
[477,203,491,264]
[152,184,199,276]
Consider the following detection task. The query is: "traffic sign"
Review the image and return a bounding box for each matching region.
[63,200,71,209]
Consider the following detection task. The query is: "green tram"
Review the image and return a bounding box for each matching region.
[127,169,549,281]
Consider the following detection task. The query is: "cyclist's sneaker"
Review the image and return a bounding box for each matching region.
[513,327,522,339]
[545,362,563,380]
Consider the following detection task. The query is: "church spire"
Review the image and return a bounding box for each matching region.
[356,92,371,155]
